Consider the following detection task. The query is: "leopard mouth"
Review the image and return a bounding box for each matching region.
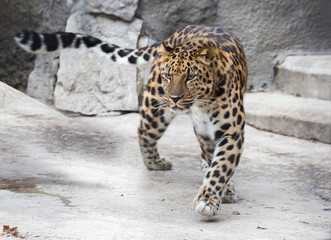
[162,97,193,112]
[170,103,192,113]
[170,106,187,113]
[172,106,184,111]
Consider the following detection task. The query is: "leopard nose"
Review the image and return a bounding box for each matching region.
[169,96,183,103]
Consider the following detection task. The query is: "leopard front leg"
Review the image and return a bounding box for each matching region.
[194,132,215,176]
[193,126,244,216]
[138,81,174,170]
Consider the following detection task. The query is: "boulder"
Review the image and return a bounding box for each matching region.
[54,12,143,115]
[27,53,59,104]
[84,0,139,21]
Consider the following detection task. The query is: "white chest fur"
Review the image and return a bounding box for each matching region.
[190,105,215,140]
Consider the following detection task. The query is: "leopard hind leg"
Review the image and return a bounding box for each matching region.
[222,181,237,203]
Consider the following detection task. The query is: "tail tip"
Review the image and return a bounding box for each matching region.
[14,30,29,43]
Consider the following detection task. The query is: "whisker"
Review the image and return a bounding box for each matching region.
[193,97,218,104]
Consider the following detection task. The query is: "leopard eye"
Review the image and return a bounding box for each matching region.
[187,75,196,81]
[163,74,171,80]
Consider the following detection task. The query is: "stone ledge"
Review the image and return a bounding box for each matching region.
[245,92,331,144]
[275,55,331,100]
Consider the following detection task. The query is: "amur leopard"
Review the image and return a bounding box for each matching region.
[15,25,247,217]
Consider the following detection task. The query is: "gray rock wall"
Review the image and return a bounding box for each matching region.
[1,0,330,114]
[138,0,331,90]
[0,0,75,92]
[217,0,331,90]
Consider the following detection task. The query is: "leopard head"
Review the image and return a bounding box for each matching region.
[158,42,214,112]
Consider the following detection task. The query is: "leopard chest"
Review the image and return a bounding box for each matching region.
[190,105,216,141]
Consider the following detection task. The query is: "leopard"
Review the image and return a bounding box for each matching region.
[15,25,247,217]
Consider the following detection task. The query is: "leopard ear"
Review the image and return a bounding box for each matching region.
[158,42,173,58]
[197,48,211,65]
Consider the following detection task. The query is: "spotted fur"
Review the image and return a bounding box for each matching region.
[14,30,157,65]
[15,25,247,217]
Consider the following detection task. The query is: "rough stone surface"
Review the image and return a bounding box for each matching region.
[138,0,331,91]
[275,55,331,100]
[84,0,139,21]
[136,0,218,41]
[27,53,59,104]
[55,12,143,115]
[245,92,331,144]
[0,82,330,239]
[0,0,75,91]
[3,0,331,111]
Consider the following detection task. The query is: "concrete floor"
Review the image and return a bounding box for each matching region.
[0,82,330,239]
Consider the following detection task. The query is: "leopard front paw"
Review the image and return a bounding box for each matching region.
[145,158,172,170]
[193,186,220,217]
